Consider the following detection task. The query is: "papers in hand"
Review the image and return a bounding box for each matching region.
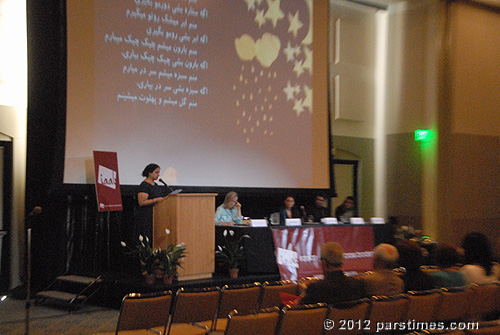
[169,189,182,195]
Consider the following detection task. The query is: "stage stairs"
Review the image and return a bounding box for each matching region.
[35,275,102,310]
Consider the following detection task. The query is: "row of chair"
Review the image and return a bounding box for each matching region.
[226,303,500,335]
[405,319,500,335]
[95,280,500,335]
[95,280,297,335]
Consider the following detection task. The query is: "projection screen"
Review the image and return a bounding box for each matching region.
[65,0,329,188]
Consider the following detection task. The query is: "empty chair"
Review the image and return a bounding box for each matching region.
[434,286,473,323]
[154,286,220,335]
[326,298,370,335]
[467,282,500,321]
[95,290,172,335]
[366,294,410,334]
[210,283,262,332]
[224,307,281,335]
[276,303,329,335]
[259,280,299,309]
[406,289,442,322]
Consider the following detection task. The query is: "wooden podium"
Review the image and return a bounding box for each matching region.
[153,193,217,280]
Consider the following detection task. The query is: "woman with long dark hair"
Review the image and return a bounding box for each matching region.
[460,232,500,284]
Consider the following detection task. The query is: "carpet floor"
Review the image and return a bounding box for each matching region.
[0,297,119,335]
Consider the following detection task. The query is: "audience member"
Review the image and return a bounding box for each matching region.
[396,239,434,291]
[460,232,500,284]
[300,242,366,305]
[430,242,467,288]
[335,196,357,223]
[307,194,329,222]
[280,196,300,224]
[360,243,404,296]
[215,191,242,226]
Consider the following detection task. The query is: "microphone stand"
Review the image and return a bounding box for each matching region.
[25,207,41,335]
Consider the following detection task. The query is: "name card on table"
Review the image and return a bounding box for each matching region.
[370,217,385,224]
[350,217,365,224]
[250,219,268,227]
[321,217,339,225]
[285,218,302,226]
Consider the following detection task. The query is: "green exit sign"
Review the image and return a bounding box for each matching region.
[415,129,431,141]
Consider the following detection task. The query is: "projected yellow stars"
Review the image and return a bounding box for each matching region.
[233,64,277,144]
[287,11,303,38]
[235,0,313,143]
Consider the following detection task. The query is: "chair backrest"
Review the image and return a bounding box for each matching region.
[406,289,442,322]
[276,303,329,335]
[116,290,172,333]
[467,282,500,320]
[224,307,280,335]
[366,295,410,334]
[259,280,299,309]
[170,286,221,324]
[217,283,263,318]
[467,327,500,335]
[407,330,466,335]
[434,286,473,322]
[466,320,500,334]
[327,298,370,335]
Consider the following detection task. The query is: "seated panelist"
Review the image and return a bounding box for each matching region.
[280,195,300,224]
[215,191,242,226]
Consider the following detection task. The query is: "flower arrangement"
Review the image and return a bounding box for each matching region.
[121,229,187,283]
[215,229,250,270]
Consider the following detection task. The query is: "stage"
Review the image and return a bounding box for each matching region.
[91,223,392,308]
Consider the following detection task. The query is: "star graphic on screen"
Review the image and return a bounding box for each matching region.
[255,9,266,28]
[245,0,257,11]
[293,59,305,78]
[283,42,296,62]
[283,81,296,101]
[293,99,305,116]
[287,11,303,39]
[302,46,313,75]
[302,84,312,113]
[294,44,301,57]
[265,0,285,28]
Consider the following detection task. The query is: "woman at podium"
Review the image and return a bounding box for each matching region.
[215,191,242,226]
[136,163,169,238]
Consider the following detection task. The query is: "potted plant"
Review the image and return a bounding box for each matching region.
[121,229,187,284]
[215,229,250,278]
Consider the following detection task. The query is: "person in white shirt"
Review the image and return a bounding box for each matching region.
[459,231,500,284]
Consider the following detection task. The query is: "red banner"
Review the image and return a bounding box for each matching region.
[93,151,123,212]
[272,226,375,281]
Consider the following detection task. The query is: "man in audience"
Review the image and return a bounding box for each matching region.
[360,243,404,296]
[300,242,365,305]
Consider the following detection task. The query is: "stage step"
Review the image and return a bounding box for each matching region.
[56,275,101,285]
[35,275,102,310]
[35,290,86,303]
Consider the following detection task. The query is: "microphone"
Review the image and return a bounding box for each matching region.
[300,206,308,223]
[26,206,42,228]
[29,206,42,217]
[159,178,174,193]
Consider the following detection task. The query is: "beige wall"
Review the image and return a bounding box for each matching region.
[437,1,500,246]
[330,0,500,248]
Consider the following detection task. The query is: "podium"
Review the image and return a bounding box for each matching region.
[153,193,217,280]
